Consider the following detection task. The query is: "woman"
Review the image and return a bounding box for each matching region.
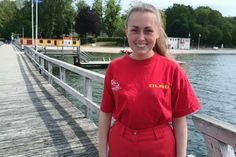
[99,2,200,157]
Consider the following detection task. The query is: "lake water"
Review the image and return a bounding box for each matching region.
[51,52,236,157]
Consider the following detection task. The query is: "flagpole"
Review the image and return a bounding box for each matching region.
[32,0,34,46]
[36,0,38,52]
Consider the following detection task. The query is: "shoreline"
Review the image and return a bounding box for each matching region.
[40,45,236,55]
[81,46,236,55]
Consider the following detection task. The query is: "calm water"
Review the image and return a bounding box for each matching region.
[51,52,236,157]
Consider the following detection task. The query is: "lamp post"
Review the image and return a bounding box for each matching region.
[197,33,201,50]
[188,33,191,49]
[22,27,24,39]
[71,24,72,39]
[31,0,34,46]
[71,22,74,39]
[36,0,38,52]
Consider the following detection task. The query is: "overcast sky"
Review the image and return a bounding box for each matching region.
[85,0,236,17]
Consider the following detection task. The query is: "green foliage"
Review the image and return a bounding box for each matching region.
[1,0,236,48]
[76,0,89,12]
[80,36,96,44]
[207,25,223,46]
[232,28,236,46]
[0,0,18,39]
[103,0,121,37]
[194,7,212,26]
[39,0,75,38]
[165,4,236,47]
[165,4,194,38]
[92,0,103,18]
[96,37,127,46]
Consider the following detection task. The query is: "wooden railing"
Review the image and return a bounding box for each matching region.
[22,45,236,157]
[192,114,236,157]
[23,45,103,120]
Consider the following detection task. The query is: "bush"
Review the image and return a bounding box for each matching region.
[79,36,128,46]
[96,37,128,46]
[80,36,96,45]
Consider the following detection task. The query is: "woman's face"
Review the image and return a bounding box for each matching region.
[126,11,160,60]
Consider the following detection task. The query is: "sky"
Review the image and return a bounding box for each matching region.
[85,0,236,17]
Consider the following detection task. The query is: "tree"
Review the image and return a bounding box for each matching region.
[194,7,211,26]
[15,1,32,38]
[38,0,75,38]
[92,0,103,35]
[207,25,223,46]
[0,0,18,39]
[76,0,89,12]
[220,18,235,47]
[103,0,121,37]
[231,28,236,46]
[208,10,222,26]
[92,0,103,19]
[75,6,101,37]
[165,4,194,38]
[192,23,209,47]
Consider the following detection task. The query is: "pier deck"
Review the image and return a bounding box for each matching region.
[0,44,98,156]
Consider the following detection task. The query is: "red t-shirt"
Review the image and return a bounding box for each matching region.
[100,53,200,129]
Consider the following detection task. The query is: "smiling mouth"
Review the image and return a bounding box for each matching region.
[136,43,147,48]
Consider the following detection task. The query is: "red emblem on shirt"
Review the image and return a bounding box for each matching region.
[111,80,121,91]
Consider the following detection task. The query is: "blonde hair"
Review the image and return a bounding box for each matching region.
[125,2,172,59]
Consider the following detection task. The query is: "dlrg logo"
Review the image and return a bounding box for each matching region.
[148,84,169,89]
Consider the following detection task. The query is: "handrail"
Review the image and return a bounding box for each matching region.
[23,45,236,156]
[23,45,104,119]
[192,114,236,157]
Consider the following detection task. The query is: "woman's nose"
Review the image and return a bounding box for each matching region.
[137,32,145,40]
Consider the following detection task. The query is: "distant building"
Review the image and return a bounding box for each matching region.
[168,37,191,49]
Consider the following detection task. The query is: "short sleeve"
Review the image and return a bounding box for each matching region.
[171,65,200,118]
[100,63,115,113]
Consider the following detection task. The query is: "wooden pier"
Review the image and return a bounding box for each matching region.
[0,44,98,156]
[2,43,236,157]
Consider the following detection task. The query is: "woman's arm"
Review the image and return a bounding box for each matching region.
[172,116,188,157]
[98,111,112,157]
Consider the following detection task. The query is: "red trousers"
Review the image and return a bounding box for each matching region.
[108,121,175,157]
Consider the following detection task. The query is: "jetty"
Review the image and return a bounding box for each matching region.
[0,44,99,156]
[18,44,112,68]
[0,43,235,156]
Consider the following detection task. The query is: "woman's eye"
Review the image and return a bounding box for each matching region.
[145,30,153,33]
[131,29,138,32]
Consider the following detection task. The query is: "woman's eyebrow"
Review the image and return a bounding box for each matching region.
[131,26,139,29]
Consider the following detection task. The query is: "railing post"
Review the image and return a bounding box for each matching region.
[203,135,235,157]
[192,114,236,157]
[84,77,92,118]
[48,62,53,84]
[60,66,66,82]
[41,57,45,75]
[36,54,40,71]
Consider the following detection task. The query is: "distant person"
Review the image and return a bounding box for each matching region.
[98,2,200,157]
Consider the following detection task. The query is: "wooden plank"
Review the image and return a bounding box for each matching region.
[0,45,99,156]
[192,114,236,148]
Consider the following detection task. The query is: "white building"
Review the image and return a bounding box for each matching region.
[168,37,191,49]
